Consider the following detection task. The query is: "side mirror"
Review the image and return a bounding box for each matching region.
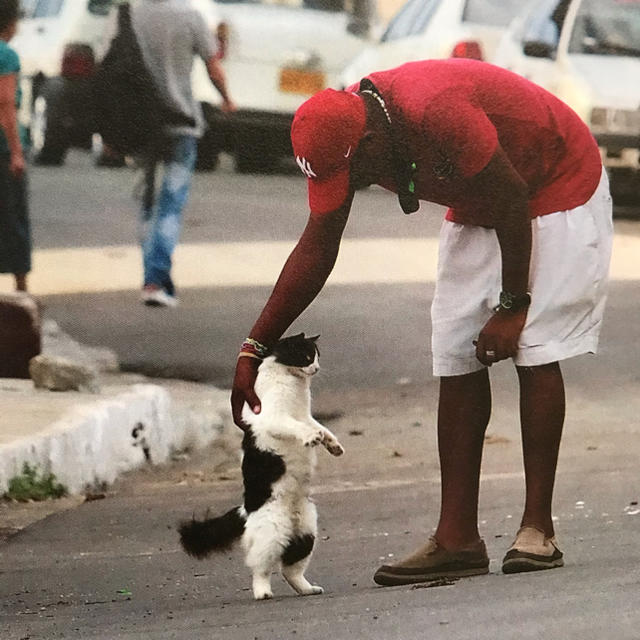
[523,40,555,58]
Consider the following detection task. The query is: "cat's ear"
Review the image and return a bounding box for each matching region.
[308,335,320,342]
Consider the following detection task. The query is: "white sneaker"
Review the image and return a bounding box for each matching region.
[141,287,179,308]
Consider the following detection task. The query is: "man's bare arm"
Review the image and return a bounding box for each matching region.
[249,200,352,346]
[0,74,25,177]
[231,198,353,427]
[469,145,531,365]
[474,145,531,292]
[206,56,234,111]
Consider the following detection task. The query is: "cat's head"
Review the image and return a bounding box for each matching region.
[269,333,320,377]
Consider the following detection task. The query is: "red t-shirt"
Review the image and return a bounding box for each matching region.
[349,59,602,226]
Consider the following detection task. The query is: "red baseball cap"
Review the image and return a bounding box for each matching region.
[291,89,367,214]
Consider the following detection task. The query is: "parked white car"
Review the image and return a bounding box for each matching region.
[493,0,640,205]
[13,0,221,166]
[340,0,534,88]
[14,0,115,164]
[13,0,375,170]
[191,0,376,172]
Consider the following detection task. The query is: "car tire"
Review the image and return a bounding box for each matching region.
[196,131,220,172]
[196,102,222,172]
[234,148,268,173]
[31,80,68,166]
[235,120,293,174]
[609,167,640,208]
[234,135,281,174]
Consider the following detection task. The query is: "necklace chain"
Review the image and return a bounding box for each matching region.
[360,89,392,126]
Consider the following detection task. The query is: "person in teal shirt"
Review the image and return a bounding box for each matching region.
[0,0,31,292]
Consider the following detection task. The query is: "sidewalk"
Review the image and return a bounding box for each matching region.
[1,234,639,296]
[0,322,233,499]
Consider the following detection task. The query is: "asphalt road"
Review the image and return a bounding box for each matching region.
[5,151,640,394]
[1,152,640,639]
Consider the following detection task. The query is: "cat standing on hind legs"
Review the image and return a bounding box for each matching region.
[179,334,344,600]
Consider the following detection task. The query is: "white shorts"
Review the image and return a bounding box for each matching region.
[431,168,613,377]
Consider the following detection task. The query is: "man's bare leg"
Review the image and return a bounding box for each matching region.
[516,362,565,536]
[372,368,491,585]
[434,368,492,549]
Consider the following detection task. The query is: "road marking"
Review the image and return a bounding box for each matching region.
[1,235,638,296]
[314,471,527,495]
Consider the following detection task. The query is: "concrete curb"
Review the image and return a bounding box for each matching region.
[0,380,233,496]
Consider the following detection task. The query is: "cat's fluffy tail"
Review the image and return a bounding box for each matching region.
[179,507,246,559]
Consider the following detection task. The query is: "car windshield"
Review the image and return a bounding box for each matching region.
[569,0,640,57]
[88,0,113,16]
[517,0,569,48]
[20,0,38,17]
[462,0,530,27]
[381,0,441,42]
[215,0,345,9]
[29,0,64,18]
[381,0,531,43]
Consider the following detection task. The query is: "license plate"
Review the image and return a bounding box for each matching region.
[279,68,326,95]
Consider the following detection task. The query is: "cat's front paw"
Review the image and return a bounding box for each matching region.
[326,441,345,457]
[303,430,324,447]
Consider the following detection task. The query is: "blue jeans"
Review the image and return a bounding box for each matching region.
[141,135,197,295]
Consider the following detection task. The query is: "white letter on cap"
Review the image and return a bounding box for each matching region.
[296,156,317,179]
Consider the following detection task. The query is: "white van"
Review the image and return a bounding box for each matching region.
[192,0,376,172]
[13,0,375,171]
[14,0,116,164]
[13,0,221,166]
[493,0,640,205]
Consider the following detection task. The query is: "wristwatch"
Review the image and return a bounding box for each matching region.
[496,290,531,313]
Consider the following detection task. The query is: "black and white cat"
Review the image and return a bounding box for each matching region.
[179,333,344,600]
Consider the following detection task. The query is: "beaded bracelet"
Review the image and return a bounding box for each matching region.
[237,352,262,361]
[240,337,269,359]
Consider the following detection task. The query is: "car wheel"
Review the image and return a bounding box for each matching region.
[234,123,291,174]
[31,91,68,166]
[234,149,264,173]
[609,167,640,208]
[196,130,220,172]
[195,102,223,172]
[234,143,280,174]
[91,133,127,168]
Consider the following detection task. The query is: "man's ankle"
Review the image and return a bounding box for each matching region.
[519,520,555,538]
[434,530,482,551]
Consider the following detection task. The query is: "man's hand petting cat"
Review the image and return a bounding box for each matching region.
[231,357,262,430]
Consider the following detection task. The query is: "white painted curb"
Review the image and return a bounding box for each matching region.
[0,383,227,495]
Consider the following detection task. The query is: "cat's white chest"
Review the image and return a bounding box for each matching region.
[245,364,313,427]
